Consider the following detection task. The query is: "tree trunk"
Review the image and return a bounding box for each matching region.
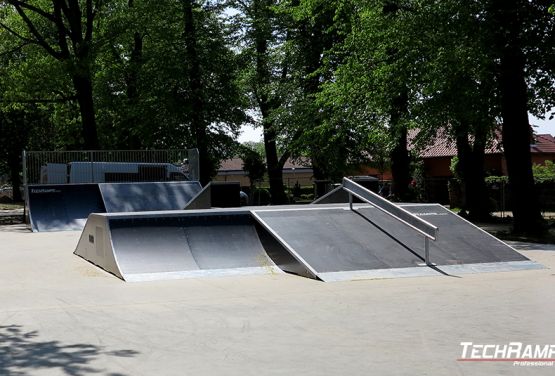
[455,127,490,220]
[183,0,212,185]
[8,152,22,202]
[491,0,545,233]
[254,0,287,204]
[389,91,411,201]
[71,72,99,150]
[122,0,144,150]
[263,124,288,204]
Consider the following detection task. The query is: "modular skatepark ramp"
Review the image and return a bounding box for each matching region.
[99,181,201,212]
[75,210,281,281]
[27,181,202,232]
[28,184,106,232]
[74,178,542,282]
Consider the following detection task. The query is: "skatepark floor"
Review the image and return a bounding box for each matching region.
[1,223,554,376]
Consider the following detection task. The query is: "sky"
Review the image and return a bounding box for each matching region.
[237,114,555,143]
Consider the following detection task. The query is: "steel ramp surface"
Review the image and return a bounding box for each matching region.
[251,207,440,281]
[75,210,281,281]
[28,184,105,232]
[363,204,542,274]
[99,181,202,212]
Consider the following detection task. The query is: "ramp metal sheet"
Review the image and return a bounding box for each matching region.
[76,211,281,281]
[28,184,105,232]
[99,181,202,212]
[252,207,437,281]
[357,204,530,265]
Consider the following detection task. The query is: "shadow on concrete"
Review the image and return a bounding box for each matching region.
[0,325,139,376]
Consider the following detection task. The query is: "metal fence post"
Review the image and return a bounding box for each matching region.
[22,149,28,223]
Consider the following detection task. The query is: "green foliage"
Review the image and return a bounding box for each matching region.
[239,144,266,185]
[533,161,555,183]
[485,175,509,185]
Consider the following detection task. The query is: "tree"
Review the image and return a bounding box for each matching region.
[0,106,53,201]
[239,144,266,193]
[486,0,552,233]
[1,0,102,149]
[94,0,247,180]
[229,0,291,203]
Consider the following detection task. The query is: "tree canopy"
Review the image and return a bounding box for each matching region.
[1,0,553,233]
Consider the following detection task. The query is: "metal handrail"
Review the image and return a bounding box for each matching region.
[343,177,438,266]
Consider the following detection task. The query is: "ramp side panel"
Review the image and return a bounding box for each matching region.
[107,213,278,279]
[184,184,211,210]
[252,208,424,273]
[99,181,202,212]
[74,214,122,279]
[357,204,528,265]
[28,184,105,232]
[253,221,316,279]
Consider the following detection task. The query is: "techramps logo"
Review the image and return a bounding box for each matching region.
[458,342,555,367]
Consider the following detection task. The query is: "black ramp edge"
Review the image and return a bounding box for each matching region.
[107,212,280,281]
[28,184,105,232]
[252,208,426,274]
[358,204,529,265]
[99,181,202,212]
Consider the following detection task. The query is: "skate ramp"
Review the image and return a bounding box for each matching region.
[252,207,440,281]
[27,184,105,232]
[75,210,281,281]
[74,178,543,282]
[361,204,541,274]
[99,181,202,212]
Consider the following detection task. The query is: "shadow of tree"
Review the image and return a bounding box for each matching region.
[0,325,139,376]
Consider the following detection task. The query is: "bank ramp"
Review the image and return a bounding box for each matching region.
[28,181,201,232]
[28,184,106,232]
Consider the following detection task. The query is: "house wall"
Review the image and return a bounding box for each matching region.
[423,154,506,178]
[532,154,555,166]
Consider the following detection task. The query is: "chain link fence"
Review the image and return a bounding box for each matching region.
[23,149,199,188]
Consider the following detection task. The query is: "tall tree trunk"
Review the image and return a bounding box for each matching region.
[71,72,99,149]
[183,0,212,185]
[122,0,144,149]
[262,119,288,204]
[455,126,490,220]
[253,0,287,204]
[389,90,411,201]
[490,0,545,233]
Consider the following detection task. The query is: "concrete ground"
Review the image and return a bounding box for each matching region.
[0,224,554,376]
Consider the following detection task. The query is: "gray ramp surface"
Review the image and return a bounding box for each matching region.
[28,184,105,232]
[76,211,280,281]
[252,207,435,281]
[99,181,201,212]
[357,204,529,265]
